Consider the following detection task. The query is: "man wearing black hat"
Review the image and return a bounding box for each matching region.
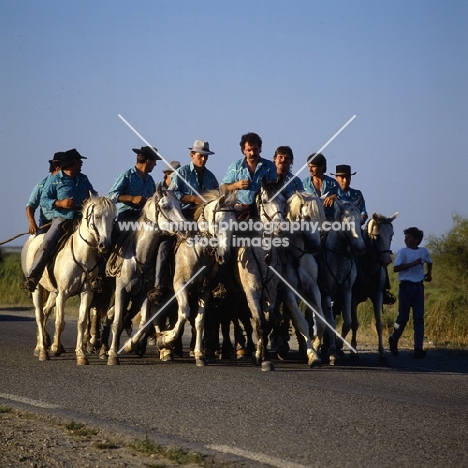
[22,149,97,293]
[108,146,160,223]
[25,153,63,235]
[303,153,338,221]
[333,164,368,224]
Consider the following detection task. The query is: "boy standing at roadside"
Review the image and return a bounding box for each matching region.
[389,227,433,359]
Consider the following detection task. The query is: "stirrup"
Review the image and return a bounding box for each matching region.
[21,277,36,296]
[212,283,227,300]
[147,286,163,305]
[90,276,103,293]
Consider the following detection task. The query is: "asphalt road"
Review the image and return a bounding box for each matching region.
[1,308,467,468]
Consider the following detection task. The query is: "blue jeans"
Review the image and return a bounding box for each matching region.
[393,280,425,349]
[28,217,68,279]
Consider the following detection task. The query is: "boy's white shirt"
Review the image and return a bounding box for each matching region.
[394,247,432,282]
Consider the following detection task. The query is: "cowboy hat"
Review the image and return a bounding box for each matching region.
[162,160,181,173]
[132,146,161,160]
[332,164,356,176]
[188,140,215,155]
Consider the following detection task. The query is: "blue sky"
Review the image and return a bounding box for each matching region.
[1,0,467,249]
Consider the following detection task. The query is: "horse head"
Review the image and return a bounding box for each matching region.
[256,178,286,237]
[366,212,399,266]
[287,191,324,254]
[334,199,366,256]
[82,196,117,254]
[145,186,187,235]
[195,189,238,265]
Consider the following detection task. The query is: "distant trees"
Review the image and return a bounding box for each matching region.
[427,214,468,289]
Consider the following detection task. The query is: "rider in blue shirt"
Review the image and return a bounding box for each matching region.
[26,155,62,234]
[221,132,277,209]
[168,140,219,219]
[108,146,159,222]
[273,146,303,199]
[302,153,338,221]
[332,164,368,224]
[23,149,97,293]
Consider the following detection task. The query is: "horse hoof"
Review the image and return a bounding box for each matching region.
[329,355,337,366]
[107,356,119,366]
[276,346,289,361]
[123,339,133,353]
[86,343,95,354]
[261,361,275,372]
[236,349,248,360]
[195,357,206,367]
[309,357,322,368]
[161,353,174,362]
[76,357,89,366]
[38,351,49,362]
[99,349,108,360]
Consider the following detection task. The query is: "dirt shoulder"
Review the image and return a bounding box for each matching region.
[0,406,228,468]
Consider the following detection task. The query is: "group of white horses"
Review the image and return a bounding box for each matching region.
[21,181,398,371]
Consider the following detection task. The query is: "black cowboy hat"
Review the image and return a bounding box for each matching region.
[59,148,87,168]
[132,146,161,160]
[332,164,356,176]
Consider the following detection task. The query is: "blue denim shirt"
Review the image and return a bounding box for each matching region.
[222,157,277,205]
[303,175,338,219]
[27,175,55,225]
[41,171,98,220]
[108,166,156,215]
[336,186,368,219]
[280,172,304,199]
[168,163,219,210]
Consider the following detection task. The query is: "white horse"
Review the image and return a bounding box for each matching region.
[321,200,366,364]
[156,189,238,366]
[107,188,187,365]
[235,179,287,371]
[278,191,326,367]
[350,212,398,363]
[21,196,116,364]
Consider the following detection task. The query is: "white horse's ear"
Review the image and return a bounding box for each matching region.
[372,212,379,220]
[157,184,163,197]
[321,191,329,200]
[390,212,399,220]
[219,194,226,206]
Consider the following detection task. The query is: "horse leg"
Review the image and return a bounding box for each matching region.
[41,291,56,351]
[50,292,67,357]
[350,299,360,358]
[341,289,357,359]
[75,290,94,365]
[32,286,49,361]
[284,292,321,368]
[373,293,387,364]
[107,290,127,365]
[193,293,211,367]
[156,291,190,359]
[321,294,338,365]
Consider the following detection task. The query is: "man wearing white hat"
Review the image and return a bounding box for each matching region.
[168,140,219,219]
[148,141,219,306]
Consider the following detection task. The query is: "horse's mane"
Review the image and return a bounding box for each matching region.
[288,191,325,221]
[81,196,116,218]
[193,189,237,220]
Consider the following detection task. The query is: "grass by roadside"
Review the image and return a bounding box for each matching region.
[0,404,235,468]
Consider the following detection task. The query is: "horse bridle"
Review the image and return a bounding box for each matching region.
[256,190,284,224]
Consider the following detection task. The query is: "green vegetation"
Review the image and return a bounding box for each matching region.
[0,250,79,308]
[0,405,13,413]
[131,432,206,466]
[65,420,99,437]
